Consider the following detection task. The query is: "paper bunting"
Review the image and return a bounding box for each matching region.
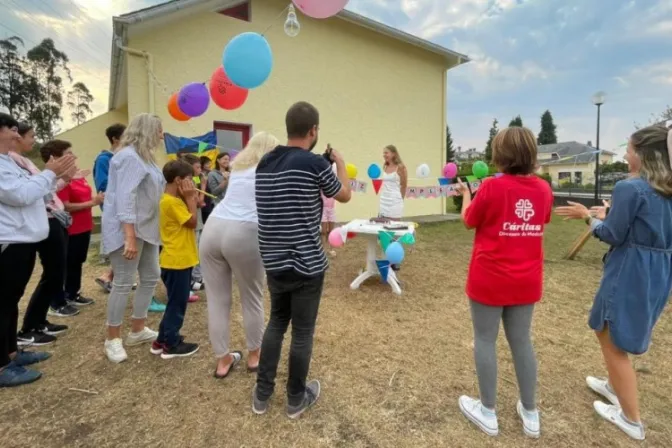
[348,179,368,193]
[438,178,450,186]
[405,182,481,198]
[378,231,394,252]
[466,175,477,183]
[375,260,390,283]
[399,233,415,245]
[372,179,383,194]
[197,141,208,153]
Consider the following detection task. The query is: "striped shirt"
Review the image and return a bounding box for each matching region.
[256,146,341,277]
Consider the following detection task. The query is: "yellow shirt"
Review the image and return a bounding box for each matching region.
[159,193,198,270]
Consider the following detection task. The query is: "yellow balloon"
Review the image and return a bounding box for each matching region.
[346,163,358,179]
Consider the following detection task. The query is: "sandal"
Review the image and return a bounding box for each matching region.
[213,351,242,379]
[247,364,259,373]
[95,278,112,293]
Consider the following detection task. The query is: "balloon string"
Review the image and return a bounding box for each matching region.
[261,4,291,36]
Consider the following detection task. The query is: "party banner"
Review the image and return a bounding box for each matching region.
[348,179,368,193]
[406,181,482,199]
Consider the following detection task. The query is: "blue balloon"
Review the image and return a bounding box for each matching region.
[367,163,382,179]
[385,242,405,265]
[223,32,273,89]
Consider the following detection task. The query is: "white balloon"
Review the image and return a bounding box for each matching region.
[416,163,431,178]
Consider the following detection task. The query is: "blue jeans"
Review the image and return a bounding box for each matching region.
[158,268,192,348]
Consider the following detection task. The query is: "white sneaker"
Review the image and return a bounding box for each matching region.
[125,327,158,347]
[516,400,540,438]
[586,376,619,406]
[105,338,128,363]
[458,396,498,436]
[593,401,645,440]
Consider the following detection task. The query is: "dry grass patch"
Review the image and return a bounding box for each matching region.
[1,217,671,447]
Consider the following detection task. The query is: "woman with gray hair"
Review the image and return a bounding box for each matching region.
[101,113,165,363]
[556,123,672,441]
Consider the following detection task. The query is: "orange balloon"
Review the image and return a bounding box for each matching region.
[168,92,190,121]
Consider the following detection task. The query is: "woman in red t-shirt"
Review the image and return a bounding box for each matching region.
[46,140,104,305]
[455,127,553,439]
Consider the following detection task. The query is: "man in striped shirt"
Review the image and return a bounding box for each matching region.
[253,101,351,419]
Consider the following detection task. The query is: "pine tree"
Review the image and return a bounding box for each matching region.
[484,119,498,163]
[508,115,523,127]
[445,124,455,162]
[537,110,558,145]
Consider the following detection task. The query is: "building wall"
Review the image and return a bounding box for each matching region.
[125,0,448,220]
[55,106,129,216]
[541,153,615,185]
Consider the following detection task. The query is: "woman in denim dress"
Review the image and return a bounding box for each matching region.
[556,123,672,441]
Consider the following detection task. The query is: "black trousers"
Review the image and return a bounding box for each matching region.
[22,218,67,332]
[65,231,91,298]
[0,243,37,368]
[159,268,192,348]
[256,270,324,406]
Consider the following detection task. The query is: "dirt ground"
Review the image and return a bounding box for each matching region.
[1,217,671,448]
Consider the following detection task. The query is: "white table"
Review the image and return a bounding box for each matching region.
[342,219,416,295]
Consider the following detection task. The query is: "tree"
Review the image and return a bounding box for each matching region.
[635,105,672,129]
[445,124,455,162]
[26,38,71,140]
[537,110,558,145]
[508,115,523,127]
[0,36,29,118]
[484,119,498,162]
[67,82,94,125]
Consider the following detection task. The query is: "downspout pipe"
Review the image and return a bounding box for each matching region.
[115,39,155,114]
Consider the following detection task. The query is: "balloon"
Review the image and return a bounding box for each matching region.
[178,83,210,117]
[209,66,248,110]
[223,32,273,89]
[472,161,489,179]
[443,162,458,179]
[292,0,350,19]
[346,163,358,179]
[167,93,189,121]
[367,163,382,179]
[416,163,430,178]
[328,228,344,247]
[385,242,405,265]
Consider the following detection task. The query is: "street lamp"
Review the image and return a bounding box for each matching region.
[592,91,606,205]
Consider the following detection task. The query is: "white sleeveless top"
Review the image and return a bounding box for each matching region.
[379,168,404,219]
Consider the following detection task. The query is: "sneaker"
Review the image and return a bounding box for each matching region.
[458,396,498,436]
[160,341,199,360]
[287,380,321,419]
[42,321,68,336]
[586,376,619,406]
[188,292,200,303]
[104,338,128,363]
[125,327,158,347]
[13,350,51,367]
[252,384,270,415]
[150,340,166,355]
[48,304,80,317]
[67,294,95,307]
[593,401,645,440]
[516,400,540,438]
[0,363,42,387]
[148,297,166,313]
[17,330,56,347]
[191,280,204,291]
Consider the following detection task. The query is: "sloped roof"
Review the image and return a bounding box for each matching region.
[538,141,615,166]
[108,0,469,110]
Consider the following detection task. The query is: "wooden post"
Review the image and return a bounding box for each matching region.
[564,227,593,260]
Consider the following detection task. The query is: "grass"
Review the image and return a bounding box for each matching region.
[2,216,672,447]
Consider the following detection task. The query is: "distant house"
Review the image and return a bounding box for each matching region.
[455,147,484,161]
[537,141,615,186]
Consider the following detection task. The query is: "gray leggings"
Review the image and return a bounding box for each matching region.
[470,300,537,411]
[107,239,160,327]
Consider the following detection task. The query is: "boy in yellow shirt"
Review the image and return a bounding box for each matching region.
[150,160,200,359]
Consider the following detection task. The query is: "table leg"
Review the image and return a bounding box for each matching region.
[349,236,403,294]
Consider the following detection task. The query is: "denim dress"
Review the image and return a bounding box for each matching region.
[589,177,672,354]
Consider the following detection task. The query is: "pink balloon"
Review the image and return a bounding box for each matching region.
[328,228,344,247]
[292,0,350,19]
[443,162,458,179]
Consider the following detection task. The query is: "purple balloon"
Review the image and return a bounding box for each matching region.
[178,83,210,117]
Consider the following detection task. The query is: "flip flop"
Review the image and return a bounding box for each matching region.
[213,351,242,379]
[95,278,112,293]
[247,364,259,373]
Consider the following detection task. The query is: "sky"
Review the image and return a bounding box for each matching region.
[1,0,671,157]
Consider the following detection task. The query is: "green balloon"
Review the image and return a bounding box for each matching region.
[472,161,489,179]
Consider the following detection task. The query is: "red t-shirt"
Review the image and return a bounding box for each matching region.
[57,178,94,235]
[464,175,553,306]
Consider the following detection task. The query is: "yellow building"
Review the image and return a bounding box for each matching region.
[537,141,615,186]
[56,0,468,220]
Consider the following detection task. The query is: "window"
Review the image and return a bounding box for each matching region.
[558,172,571,185]
[574,171,583,185]
[218,1,250,22]
[213,121,251,152]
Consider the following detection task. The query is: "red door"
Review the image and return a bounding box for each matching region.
[213,121,251,152]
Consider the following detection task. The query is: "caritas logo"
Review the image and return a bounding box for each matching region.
[500,199,543,237]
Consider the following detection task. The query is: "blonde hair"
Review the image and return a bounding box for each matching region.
[631,124,672,196]
[384,144,403,166]
[231,131,280,172]
[492,127,537,175]
[119,113,163,163]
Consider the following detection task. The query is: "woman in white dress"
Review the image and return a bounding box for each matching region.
[379,145,407,219]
